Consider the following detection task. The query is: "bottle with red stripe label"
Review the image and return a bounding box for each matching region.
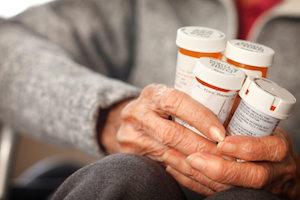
[176,58,246,139]
[224,40,275,78]
[227,77,296,137]
[174,26,226,94]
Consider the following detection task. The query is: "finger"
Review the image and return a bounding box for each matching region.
[217,131,289,162]
[276,128,296,157]
[187,152,297,189]
[119,126,232,193]
[117,125,229,194]
[187,152,275,188]
[117,122,217,163]
[162,149,231,192]
[223,96,240,128]
[146,84,225,142]
[117,124,169,158]
[166,166,214,196]
[142,111,218,155]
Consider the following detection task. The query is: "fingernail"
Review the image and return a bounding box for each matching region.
[209,126,225,142]
[222,156,234,161]
[218,142,237,153]
[186,153,209,170]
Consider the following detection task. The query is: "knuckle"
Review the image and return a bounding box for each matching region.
[160,88,185,112]
[116,126,129,143]
[161,149,173,163]
[120,107,130,121]
[121,101,147,124]
[116,130,132,144]
[209,164,224,182]
[240,140,257,160]
[120,101,137,121]
[159,125,187,149]
[141,84,159,97]
[160,126,178,146]
[116,126,141,144]
[253,166,271,188]
[213,162,241,185]
[142,84,170,102]
[141,109,155,126]
[186,167,201,179]
[276,137,289,161]
[206,180,219,191]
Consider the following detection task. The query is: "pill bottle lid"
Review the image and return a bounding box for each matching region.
[194,58,246,91]
[239,76,296,119]
[224,40,275,67]
[176,26,226,53]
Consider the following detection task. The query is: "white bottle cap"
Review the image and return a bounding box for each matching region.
[176,26,226,53]
[194,58,246,91]
[224,40,275,67]
[239,76,296,119]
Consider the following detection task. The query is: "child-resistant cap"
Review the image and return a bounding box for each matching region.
[194,58,246,91]
[224,40,275,67]
[239,77,296,119]
[176,26,226,53]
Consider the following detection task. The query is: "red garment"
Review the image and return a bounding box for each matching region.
[236,0,283,39]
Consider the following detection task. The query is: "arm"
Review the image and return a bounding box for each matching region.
[0,0,139,156]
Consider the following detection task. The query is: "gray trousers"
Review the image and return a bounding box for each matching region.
[52,153,284,200]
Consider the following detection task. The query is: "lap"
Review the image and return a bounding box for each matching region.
[52,153,284,200]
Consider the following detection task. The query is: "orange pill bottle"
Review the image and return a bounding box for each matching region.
[174,26,226,94]
[224,40,275,78]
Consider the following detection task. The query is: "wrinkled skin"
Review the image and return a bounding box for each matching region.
[100,84,299,198]
[187,128,299,199]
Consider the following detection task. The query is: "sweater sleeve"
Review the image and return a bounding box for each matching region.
[0,0,139,156]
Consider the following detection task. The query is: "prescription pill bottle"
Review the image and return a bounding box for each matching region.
[174,26,226,94]
[227,76,296,137]
[224,40,275,78]
[176,58,245,137]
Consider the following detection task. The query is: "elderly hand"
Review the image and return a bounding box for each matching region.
[114,84,232,195]
[186,128,300,199]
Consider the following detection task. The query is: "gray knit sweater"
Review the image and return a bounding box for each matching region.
[0,0,236,155]
[0,0,299,155]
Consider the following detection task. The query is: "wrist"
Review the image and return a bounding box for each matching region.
[98,99,132,154]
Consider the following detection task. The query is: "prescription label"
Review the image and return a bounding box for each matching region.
[174,51,197,94]
[227,100,279,137]
[190,79,237,123]
[175,79,237,138]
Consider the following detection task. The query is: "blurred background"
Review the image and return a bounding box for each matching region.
[0,1,96,197]
[0,0,53,18]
